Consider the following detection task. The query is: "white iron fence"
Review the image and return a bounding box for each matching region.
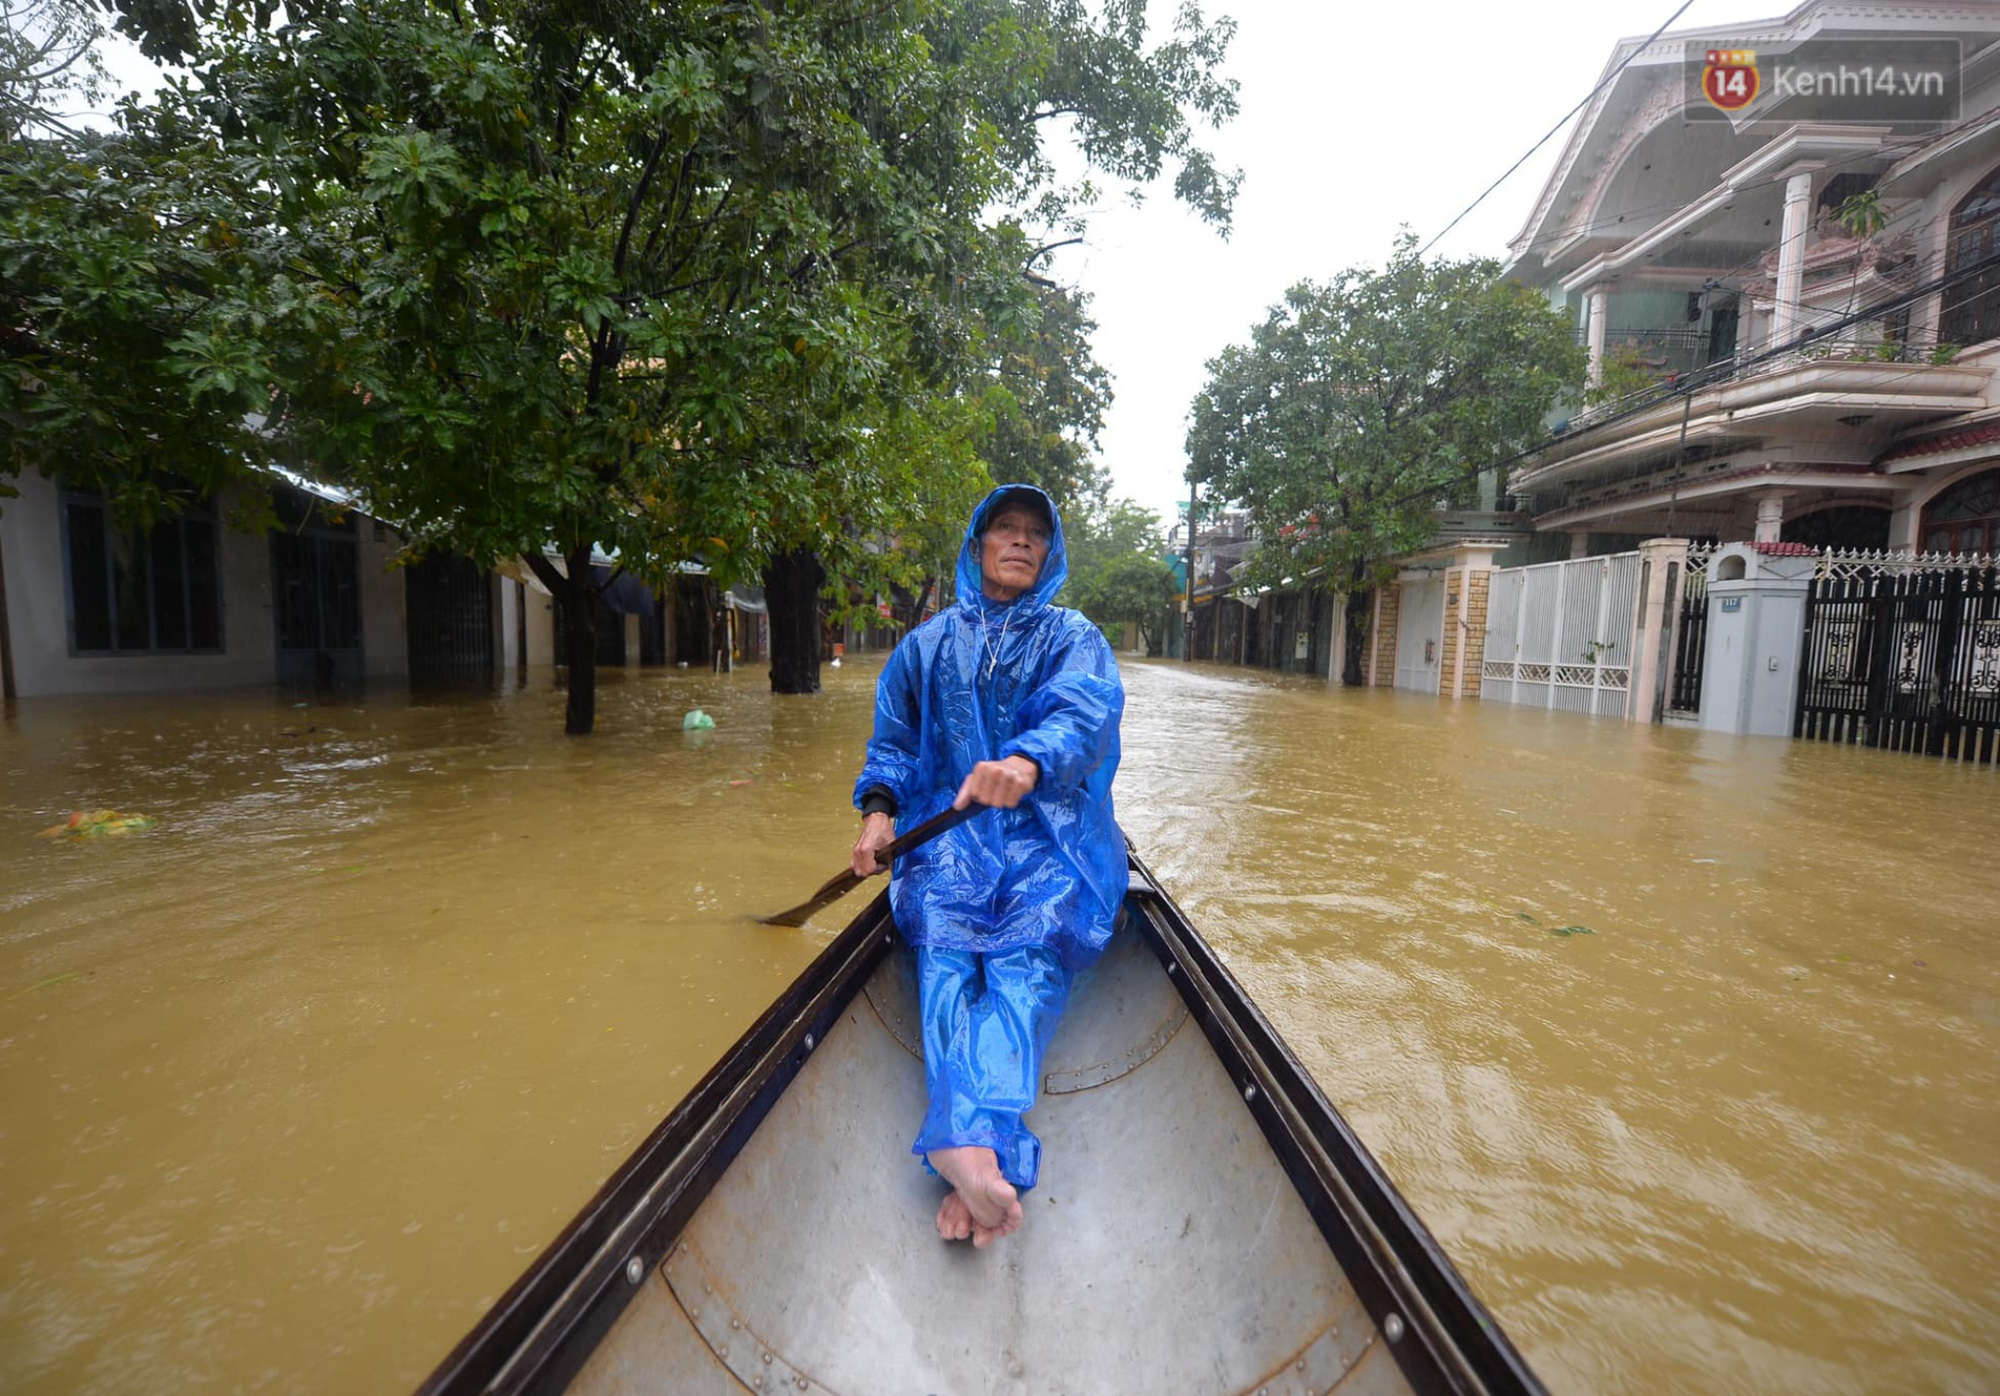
[1481,552,1643,717]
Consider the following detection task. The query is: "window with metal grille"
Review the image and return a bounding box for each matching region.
[61,489,222,654]
[1940,165,2000,349]
[1922,469,2000,556]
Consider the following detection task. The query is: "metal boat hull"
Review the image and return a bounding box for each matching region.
[420,854,1544,1396]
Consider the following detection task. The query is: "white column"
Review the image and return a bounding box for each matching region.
[1771,170,1815,345]
[1888,495,1921,551]
[1586,287,1609,387]
[1754,492,1789,544]
[1570,530,1591,559]
[1630,537,1690,723]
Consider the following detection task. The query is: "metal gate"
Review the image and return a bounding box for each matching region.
[1480,552,1640,716]
[1796,560,2000,762]
[405,553,494,682]
[271,492,362,691]
[1395,577,1445,693]
[1666,546,1712,716]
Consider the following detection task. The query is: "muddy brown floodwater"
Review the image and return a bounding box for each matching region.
[1,657,1996,1394]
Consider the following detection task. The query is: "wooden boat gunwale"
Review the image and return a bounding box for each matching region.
[417,854,1547,1396]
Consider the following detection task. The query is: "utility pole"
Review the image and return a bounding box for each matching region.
[1183,476,1198,662]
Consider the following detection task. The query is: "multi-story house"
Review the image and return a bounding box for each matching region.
[1501,0,2000,558]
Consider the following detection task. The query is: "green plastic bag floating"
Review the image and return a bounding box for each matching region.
[682,709,715,731]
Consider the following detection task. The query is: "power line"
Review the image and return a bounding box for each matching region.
[1417,0,1695,261]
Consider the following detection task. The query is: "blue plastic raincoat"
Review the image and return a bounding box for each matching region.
[852,484,1128,968]
[853,484,1127,1192]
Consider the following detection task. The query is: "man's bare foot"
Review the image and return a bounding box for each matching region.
[928,1145,1023,1248]
[936,1190,974,1242]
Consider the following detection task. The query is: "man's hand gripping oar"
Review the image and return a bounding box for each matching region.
[754,757,1038,928]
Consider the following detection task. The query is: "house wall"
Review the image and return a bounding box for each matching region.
[524,575,558,672]
[1,471,277,698]
[358,528,408,681]
[0,471,416,698]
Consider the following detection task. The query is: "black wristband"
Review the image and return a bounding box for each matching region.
[859,786,897,818]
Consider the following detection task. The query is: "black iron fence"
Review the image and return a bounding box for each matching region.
[1667,550,1711,716]
[405,553,494,682]
[1796,563,2000,763]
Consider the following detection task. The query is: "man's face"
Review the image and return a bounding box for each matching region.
[979,504,1052,602]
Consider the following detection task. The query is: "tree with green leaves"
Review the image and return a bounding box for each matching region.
[1186,237,1583,684]
[1070,548,1178,653]
[1,102,289,533]
[2,0,107,139]
[1066,496,1175,654]
[92,0,1239,730]
[1,0,280,532]
[979,280,1114,522]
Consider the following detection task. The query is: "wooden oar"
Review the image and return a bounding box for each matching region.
[756,802,986,927]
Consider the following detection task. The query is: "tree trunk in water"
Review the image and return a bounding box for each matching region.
[764,547,825,695]
[562,546,597,735]
[1342,586,1372,687]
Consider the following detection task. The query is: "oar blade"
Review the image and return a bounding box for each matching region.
[753,868,862,927]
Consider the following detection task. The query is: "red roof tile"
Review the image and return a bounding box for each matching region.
[1879,420,2000,464]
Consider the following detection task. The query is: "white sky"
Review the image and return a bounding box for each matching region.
[84,0,1772,526]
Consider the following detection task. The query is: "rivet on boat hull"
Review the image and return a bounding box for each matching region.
[1384,1313,1406,1343]
[803,1033,815,1051]
[1243,1084,1257,1102]
[625,1257,643,1285]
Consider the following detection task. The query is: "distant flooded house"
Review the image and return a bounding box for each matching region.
[496,553,773,675]
[1497,0,2000,558]
[0,469,437,700]
[1358,2,2000,763]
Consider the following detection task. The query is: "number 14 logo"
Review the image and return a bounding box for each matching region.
[1703,49,1760,112]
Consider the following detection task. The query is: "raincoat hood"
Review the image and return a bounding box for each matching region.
[957,484,1067,614]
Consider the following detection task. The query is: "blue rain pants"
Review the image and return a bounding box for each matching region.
[912,943,1073,1191]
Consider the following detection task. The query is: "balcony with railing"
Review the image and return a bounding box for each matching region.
[1576,324,1727,385]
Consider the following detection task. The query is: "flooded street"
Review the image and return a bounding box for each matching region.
[2,657,1996,1395]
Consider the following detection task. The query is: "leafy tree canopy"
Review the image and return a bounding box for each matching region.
[978,280,1114,524]
[2,0,107,139]
[1070,547,1178,652]
[32,0,1239,729]
[1186,235,1583,598]
[0,109,287,527]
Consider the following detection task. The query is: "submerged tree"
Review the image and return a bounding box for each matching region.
[91,0,1240,728]
[1186,237,1583,684]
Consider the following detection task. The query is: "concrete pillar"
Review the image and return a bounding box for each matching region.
[1699,543,1816,737]
[497,574,519,672]
[1569,531,1592,559]
[624,612,641,666]
[1441,545,1497,699]
[1371,585,1401,688]
[1754,492,1789,544]
[1888,496,1921,551]
[1771,169,1816,345]
[1630,537,1691,723]
[1585,287,1609,388]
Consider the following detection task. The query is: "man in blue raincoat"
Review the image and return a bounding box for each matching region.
[850,483,1126,1248]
